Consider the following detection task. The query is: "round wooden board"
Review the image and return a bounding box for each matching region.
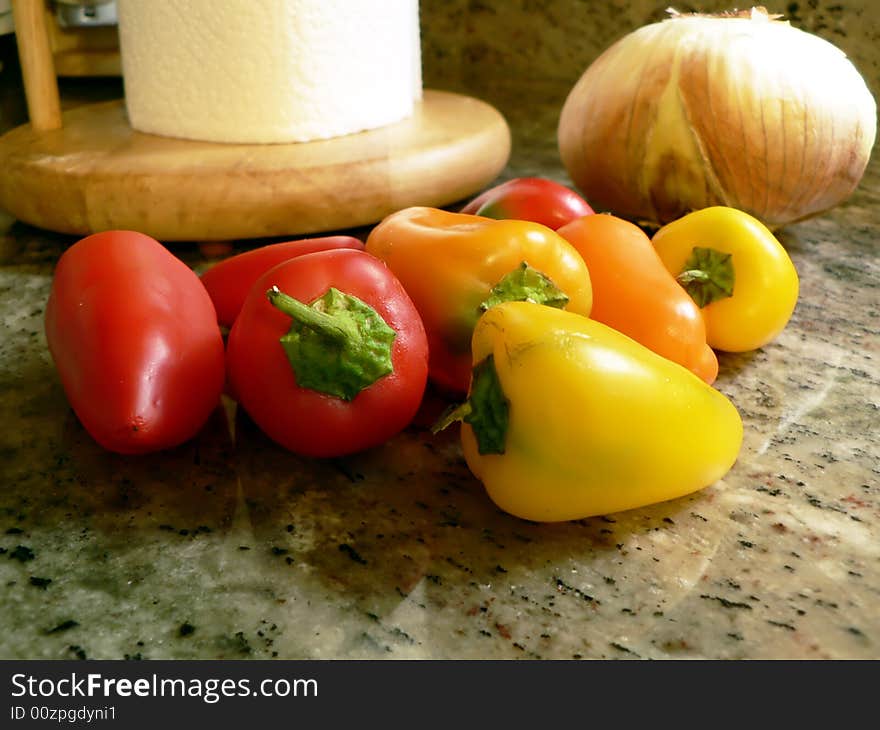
[0,89,511,241]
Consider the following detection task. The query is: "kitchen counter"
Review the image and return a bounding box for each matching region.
[1,0,878,660]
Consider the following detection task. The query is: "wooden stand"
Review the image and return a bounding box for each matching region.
[0,0,510,241]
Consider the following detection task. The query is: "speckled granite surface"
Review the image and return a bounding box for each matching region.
[0,0,878,659]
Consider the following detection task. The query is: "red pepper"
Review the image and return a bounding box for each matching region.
[200,235,364,329]
[44,230,226,454]
[460,177,594,230]
[226,249,428,457]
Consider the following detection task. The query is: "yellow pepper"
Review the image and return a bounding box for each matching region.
[652,206,799,352]
[437,302,743,522]
[365,206,592,394]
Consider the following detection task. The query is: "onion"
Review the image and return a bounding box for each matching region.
[557,7,877,228]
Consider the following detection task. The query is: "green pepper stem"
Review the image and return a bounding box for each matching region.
[431,402,473,434]
[480,261,569,312]
[430,356,508,454]
[675,247,735,308]
[265,285,396,402]
[676,269,711,285]
[267,286,351,342]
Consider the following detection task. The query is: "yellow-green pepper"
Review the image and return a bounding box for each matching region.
[438,302,743,522]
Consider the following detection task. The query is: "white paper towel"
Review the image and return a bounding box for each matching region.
[117,0,422,143]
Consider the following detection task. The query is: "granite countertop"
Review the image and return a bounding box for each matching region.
[1,0,878,660]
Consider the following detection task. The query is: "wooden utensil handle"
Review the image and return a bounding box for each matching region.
[12,0,62,131]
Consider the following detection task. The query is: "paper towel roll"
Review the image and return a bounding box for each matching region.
[117,0,422,144]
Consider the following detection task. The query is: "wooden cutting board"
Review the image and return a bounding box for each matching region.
[0,89,511,241]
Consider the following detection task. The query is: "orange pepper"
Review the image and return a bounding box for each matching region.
[365,207,593,394]
[558,213,718,384]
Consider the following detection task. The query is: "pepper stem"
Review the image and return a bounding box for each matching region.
[267,285,396,401]
[431,356,509,455]
[676,247,735,308]
[480,261,569,312]
[267,286,351,342]
[432,401,472,434]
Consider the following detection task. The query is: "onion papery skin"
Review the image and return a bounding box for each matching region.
[557,12,877,229]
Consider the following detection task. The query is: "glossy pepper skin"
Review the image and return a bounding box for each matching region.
[558,213,718,384]
[226,249,428,458]
[460,176,594,230]
[44,230,226,454]
[652,206,799,352]
[200,235,364,329]
[364,206,593,394]
[451,302,742,522]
